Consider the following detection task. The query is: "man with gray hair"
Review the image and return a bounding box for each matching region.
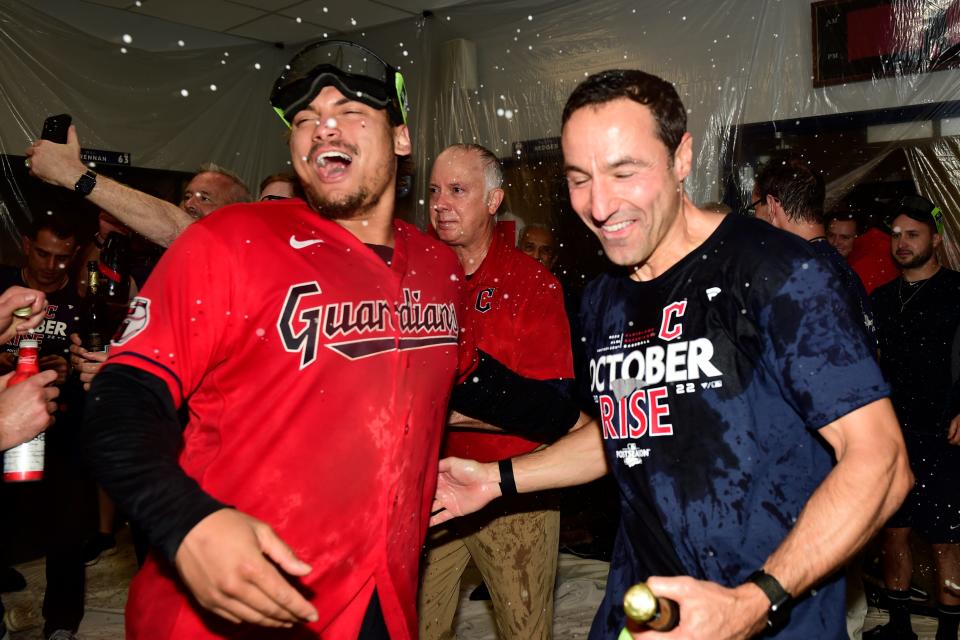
[420,143,575,640]
[180,163,251,219]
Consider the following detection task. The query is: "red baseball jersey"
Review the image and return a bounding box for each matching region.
[105,199,474,640]
[443,224,574,462]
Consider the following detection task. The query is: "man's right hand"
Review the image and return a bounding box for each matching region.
[69,333,107,390]
[430,457,502,526]
[25,124,87,190]
[0,369,59,451]
[174,509,319,628]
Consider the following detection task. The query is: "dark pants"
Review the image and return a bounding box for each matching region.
[39,413,93,636]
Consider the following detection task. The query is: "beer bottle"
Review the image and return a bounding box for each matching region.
[618,582,679,638]
[82,260,108,353]
[2,339,45,482]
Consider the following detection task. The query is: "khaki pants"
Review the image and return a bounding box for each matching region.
[418,492,560,640]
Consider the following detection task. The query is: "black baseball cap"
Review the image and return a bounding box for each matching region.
[889,195,945,235]
[270,40,409,128]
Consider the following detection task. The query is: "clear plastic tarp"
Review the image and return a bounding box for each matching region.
[1,0,959,274]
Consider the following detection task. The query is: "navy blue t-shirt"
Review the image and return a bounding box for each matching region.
[580,214,888,639]
[807,237,875,345]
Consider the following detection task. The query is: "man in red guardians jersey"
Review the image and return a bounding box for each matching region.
[82,41,586,640]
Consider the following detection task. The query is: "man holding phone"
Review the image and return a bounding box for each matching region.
[25,121,248,247]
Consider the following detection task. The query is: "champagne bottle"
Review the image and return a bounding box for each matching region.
[618,582,679,638]
[99,232,131,332]
[82,260,108,353]
[99,232,130,302]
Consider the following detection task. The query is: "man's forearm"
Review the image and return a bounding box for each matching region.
[761,398,912,596]
[28,133,193,247]
[448,410,591,434]
[84,364,227,561]
[85,175,193,247]
[450,351,580,441]
[509,419,608,492]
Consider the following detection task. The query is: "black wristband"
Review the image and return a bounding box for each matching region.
[746,569,791,629]
[498,458,517,496]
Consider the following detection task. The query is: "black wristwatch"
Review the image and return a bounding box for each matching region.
[74,169,97,196]
[746,569,791,630]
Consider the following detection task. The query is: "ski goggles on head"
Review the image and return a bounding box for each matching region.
[270,40,409,128]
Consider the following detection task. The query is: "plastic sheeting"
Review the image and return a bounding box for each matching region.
[1,0,959,270]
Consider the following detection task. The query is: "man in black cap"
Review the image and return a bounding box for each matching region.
[867,195,960,640]
[79,40,586,640]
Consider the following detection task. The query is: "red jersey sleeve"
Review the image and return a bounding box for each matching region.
[104,222,235,407]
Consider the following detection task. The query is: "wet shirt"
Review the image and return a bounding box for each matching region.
[443,225,574,462]
[807,238,876,345]
[871,267,960,435]
[580,214,887,639]
[0,265,82,361]
[104,199,474,640]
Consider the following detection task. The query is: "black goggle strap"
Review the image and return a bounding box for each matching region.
[274,71,403,128]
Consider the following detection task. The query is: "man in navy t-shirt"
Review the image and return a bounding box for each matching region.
[752,156,875,346]
[429,70,913,640]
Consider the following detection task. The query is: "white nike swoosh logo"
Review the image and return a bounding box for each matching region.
[289,235,323,249]
[951,523,960,530]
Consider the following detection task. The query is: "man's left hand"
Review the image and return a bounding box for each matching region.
[948,414,960,446]
[627,576,768,639]
[39,355,68,385]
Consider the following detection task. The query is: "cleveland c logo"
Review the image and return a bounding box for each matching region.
[475,288,496,313]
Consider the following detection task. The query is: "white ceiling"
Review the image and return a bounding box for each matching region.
[32,0,474,50]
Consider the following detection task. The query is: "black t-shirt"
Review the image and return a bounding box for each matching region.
[579,214,887,640]
[0,266,83,362]
[871,267,960,434]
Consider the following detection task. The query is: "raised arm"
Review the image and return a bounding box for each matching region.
[26,126,193,247]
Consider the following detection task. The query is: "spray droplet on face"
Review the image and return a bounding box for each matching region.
[325,118,337,129]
